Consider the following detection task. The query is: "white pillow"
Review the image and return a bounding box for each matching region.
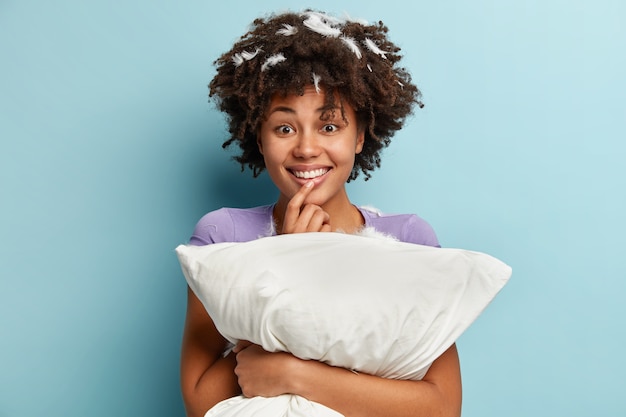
[176,231,511,417]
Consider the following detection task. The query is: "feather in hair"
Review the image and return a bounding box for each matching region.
[364,38,387,59]
[240,47,261,61]
[341,36,362,59]
[302,11,345,27]
[303,13,341,37]
[312,72,322,93]
[232,53,244,67]
[261,53,286,72]
[342,13,369,26]
[232,47,261,67]
[276,23,297,36]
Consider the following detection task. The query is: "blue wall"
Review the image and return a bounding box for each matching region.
[1,1,624,416]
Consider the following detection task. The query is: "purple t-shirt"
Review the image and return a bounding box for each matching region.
[189,205,439,247]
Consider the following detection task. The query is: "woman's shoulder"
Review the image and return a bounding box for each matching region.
[189,205,275,245]
[358,206,440,247]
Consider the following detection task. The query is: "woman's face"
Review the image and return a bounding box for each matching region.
[258,86,365,209]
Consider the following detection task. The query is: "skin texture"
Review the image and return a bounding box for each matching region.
[180,88,462,417]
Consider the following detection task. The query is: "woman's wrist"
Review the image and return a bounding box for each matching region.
[281,354,318,397]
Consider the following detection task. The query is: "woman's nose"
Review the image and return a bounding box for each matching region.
[293,131,321,158]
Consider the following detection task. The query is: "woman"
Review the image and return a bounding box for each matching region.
[181,10,462,417]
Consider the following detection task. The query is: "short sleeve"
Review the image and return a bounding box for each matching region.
[189,208,236,246]
[401,214,440,248]
[360,207,440,247]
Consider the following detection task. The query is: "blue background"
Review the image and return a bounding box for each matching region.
[1,0,624,416]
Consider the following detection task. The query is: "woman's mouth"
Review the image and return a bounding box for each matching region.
[290,168,330,180]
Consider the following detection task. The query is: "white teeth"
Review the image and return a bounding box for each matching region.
[292,168,328,179]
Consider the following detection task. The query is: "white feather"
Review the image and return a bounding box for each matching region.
[240,47,261,61]
[364,38,387,59]
[232,53,244,67]
[276,23,297,36]
[355,226,398,242]
[303,11,345,26]
[303,13,341,37]
[341,36,362,59]
[312,72,322,93]
[342,13,369,26]
[261,53,286,72]
[367,64,373,72]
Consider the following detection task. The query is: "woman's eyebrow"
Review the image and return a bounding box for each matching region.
[267,106,295,116]
[266,105,338,116]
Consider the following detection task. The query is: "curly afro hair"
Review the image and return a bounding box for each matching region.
[209,10,423,181]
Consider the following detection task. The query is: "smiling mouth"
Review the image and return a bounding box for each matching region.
[290,168,330,180]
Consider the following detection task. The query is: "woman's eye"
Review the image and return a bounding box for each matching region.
[322,124,338,133]
[276,125,293,134]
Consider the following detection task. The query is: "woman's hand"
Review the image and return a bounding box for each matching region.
[281,181,331,234]
[233,342,302,398]
[233,341,461,417]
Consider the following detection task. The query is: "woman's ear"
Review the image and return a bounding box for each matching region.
[355,130,365,154]
[256,135,264,155]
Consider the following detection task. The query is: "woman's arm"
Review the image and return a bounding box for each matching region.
[234,343,462,417]
[180,286,240,417]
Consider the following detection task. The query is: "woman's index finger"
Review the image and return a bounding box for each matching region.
[286,181,314,212]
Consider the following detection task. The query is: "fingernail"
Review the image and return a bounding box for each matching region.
[305,181,314,188]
